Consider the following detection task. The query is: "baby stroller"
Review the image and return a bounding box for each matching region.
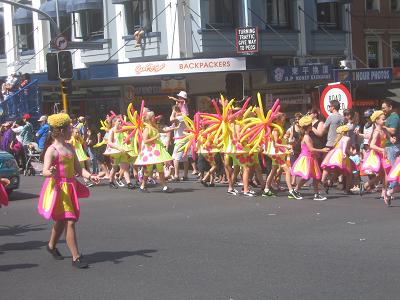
[24,142,43,176]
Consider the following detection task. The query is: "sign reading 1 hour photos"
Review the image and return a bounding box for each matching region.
[236,27,259,54]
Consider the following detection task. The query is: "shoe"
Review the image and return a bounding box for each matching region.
[243,191,254,197]
[313,193,327,201]
[126,183,135,189]
[109,182,118,189]
[162,186,173,193]
[180,176,189,181]
[261,190,276,197]
[227,189,238,195]
[85,181,94,187]
[72,257,89,269]
[171,177,180,182]
[207,183,215,187]
[200,180,208,187]
[139,187,149,193]
[46,245,64,260]
[288,189,302,200]
[116,178,125,187]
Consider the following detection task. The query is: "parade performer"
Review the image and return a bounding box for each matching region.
[321,125,353,194]
[360,110,391,205]
[105,116,135,189]
[134,110,173,192]
[38,113,99,269]
[0,178,10,207]
[387,156,400,199]
[291,115,329,201]
[262,113,300,199]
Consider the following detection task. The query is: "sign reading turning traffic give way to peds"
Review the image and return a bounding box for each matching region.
[320,83,352,118]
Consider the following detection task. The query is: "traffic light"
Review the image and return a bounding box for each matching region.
[46,53,59,81]
[61,80,73,95]
[225,73,244,102]
[57,51,73,80]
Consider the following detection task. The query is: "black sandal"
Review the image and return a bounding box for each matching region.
[46,245,64,260]
[72,256,89,269]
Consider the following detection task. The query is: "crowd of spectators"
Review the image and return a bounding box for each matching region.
[1,73,31,101]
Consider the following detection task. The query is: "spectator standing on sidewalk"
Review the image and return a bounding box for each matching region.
[36,115,49,152]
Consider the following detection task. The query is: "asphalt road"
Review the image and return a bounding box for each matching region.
[1,175,400,300]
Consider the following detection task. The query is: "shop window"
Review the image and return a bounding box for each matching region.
[367,40,380,68]
[50,16,72,41]
[366,0,380,11]
[16,23,34,52]
[392,41,400,67]
[266,0,290,28]
[391,0,400,12]
[124,0,152,35]
[317,2,341,30]
[74,10,104,41]
[208,0,239,28]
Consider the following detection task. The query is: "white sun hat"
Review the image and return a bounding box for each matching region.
[177,91,188,99]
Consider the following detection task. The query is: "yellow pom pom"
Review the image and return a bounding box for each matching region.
[336,125,349,134]
[370,110,384,123]
[48,113,71,128]
[298,115,312,128]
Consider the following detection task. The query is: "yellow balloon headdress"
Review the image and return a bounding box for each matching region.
[298,115,312,128]
[336,125,349,134]
[370,110,384,123]
[48,113,71,128]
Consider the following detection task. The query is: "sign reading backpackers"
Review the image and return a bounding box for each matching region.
[236,27,259,54]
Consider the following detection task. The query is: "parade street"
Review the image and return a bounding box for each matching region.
[0,176,399,300]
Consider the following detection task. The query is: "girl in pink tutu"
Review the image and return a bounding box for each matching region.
[360,110,391,205]
[321,125,353,194]
[38,113,99,268]
[387,156,400,200]
[291,116,329,201]
[0,178,10,207]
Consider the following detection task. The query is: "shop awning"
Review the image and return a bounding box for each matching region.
[66,0,103,13]
[388,87,400,104]
[112,0,133,4]
[13,8,33,25]
[316,0,352,3]
[355,83,400,104]
[38,0,68,20]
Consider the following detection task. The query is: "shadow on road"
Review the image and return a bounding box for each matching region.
[0,224,46,237]
[85,249,158,264]
[0,263,38,272]
[10,191,39,201]
[0,240,47,251]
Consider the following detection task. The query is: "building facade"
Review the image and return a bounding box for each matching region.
[0,0,353,120]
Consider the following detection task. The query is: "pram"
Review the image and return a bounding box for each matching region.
[24,142,43,176]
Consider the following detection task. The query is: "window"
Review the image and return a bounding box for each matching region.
[50,16,72,41]
[392,40,400,67]
[367,40,380,68]
[124,0,152,35]
[17,24,34,52]
[74,10,104,41]
[391,0,400,12]
[208,0,239,28]
[266,0,290,28]
[366,0,380,11]
[317,2,341,29]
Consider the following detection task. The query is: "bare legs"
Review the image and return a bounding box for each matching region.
[48,219,81,261]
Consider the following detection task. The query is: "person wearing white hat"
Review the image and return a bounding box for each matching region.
[36,115,49,151]
[168,91,189,115]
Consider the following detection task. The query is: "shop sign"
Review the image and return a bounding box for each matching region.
[118,57,246,77]
[320,83,352,118]
[266,94,311,106]
[333,68,392,83]
[353,99,379,107]
[236,27,259,54]
[271,65,333,83]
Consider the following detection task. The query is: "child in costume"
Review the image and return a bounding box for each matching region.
[0,178,10,207]
[360,110,391,205]
[70,128,92,187]
[321,125,353,194]
[105,117,135,189]
[387,156,400,199]
[38,113,99,269]
[263,113,301,200]
[291,115,329,201]
[134,110,173,192]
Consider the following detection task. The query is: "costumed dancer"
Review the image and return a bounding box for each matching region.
[360,110,391,205]
[0,178,10,207]
[262,113,300,199]
[134,110,173,192]
[38,113,99,269]
[321,125,353,194]
[104,116,135,189]
[291,116,329,201]
[70,128,92,187]
[387,156,400,198]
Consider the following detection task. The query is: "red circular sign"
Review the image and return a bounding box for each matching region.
[320,83,352,118]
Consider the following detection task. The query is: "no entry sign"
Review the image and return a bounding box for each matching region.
[320,83,352,118]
